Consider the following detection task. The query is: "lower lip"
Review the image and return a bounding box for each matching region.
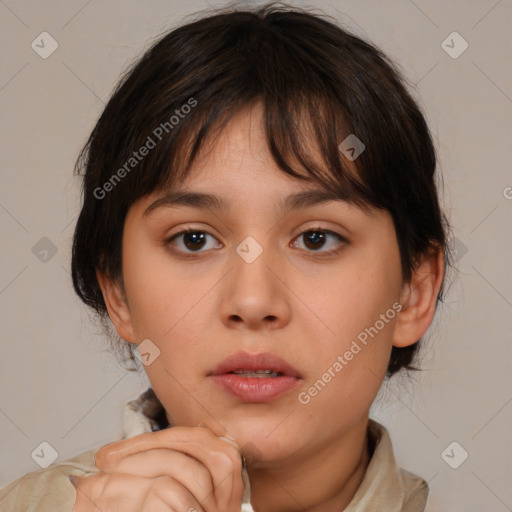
[210,374,301,402]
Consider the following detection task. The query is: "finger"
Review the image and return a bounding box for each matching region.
[96,426,243,483]
[74,472,149,511]
[102,448,214,503]
[142,476,206,512]
[95,426,220,465]
[73,472,207,512]
[95,427,243,510]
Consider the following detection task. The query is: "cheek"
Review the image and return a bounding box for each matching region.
[298,288,397,419]
[310,263,398,342]
[298,251,400,384]
[122,238,218,348]
[122,236,184,338]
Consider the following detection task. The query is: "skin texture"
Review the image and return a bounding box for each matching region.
[91,102,444,511]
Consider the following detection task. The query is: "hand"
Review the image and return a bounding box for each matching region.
[71,425,244,512]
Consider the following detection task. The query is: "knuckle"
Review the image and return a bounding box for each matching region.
[94,441,124,470]
[223,443,243,467]
[193,425,218,440]
[213,448,241,472]
[151,475,174,489]
[182,465,212,493]
[150,476,190,503]
[93,446,112,468]
[75,473,109,506]
[99,472,120,497]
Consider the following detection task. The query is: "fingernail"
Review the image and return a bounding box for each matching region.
[218,435,240,450]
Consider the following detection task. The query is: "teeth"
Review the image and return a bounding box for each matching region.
[232,369,279,378]
[233,369,273,374]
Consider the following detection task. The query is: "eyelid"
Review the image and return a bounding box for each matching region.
[291,220,349,241]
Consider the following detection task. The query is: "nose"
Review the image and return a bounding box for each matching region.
[219,239,292,331]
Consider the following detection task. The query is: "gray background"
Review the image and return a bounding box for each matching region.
[1,1,511,510]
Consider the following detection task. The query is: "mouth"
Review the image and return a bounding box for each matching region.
[209,350,302,379]
[208,351,302,402]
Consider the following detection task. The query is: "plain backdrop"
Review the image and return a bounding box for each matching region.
[1,1,511,510]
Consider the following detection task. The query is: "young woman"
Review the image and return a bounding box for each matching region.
[0,2,451,510]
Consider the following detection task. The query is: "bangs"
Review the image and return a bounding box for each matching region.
[150,95,377,217]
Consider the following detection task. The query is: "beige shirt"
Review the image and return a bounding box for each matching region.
[0,389,428,511]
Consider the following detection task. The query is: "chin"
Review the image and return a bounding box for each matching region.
[225,423,295,467]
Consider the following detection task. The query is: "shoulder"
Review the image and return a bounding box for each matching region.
[0,447,99,512]
[0,388,158,511]
[344,419,429,511]
[399,468,429,512]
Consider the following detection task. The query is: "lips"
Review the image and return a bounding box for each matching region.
[209,351,302,378]
[209,351,302,402]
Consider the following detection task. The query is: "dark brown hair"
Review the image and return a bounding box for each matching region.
[71,1,453,376]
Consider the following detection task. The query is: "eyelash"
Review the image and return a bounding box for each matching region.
[163,226,347,259]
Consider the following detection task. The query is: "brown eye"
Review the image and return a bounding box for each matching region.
[292,229,346,255]
[165,229,221,254]
[181,231,207,251]
[303,230,327,250]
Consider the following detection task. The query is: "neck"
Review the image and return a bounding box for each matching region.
[247,417,371,512]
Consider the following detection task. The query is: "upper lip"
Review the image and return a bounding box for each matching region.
[209,351,302,378]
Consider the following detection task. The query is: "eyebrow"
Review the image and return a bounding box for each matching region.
[142,189,351,218]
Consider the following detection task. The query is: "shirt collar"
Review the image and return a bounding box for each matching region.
[344,419,405,510]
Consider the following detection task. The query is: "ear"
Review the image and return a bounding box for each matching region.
[96,270,137,344]
[393,245,444,348]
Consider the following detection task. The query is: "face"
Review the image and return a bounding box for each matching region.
[108,103,410,467]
